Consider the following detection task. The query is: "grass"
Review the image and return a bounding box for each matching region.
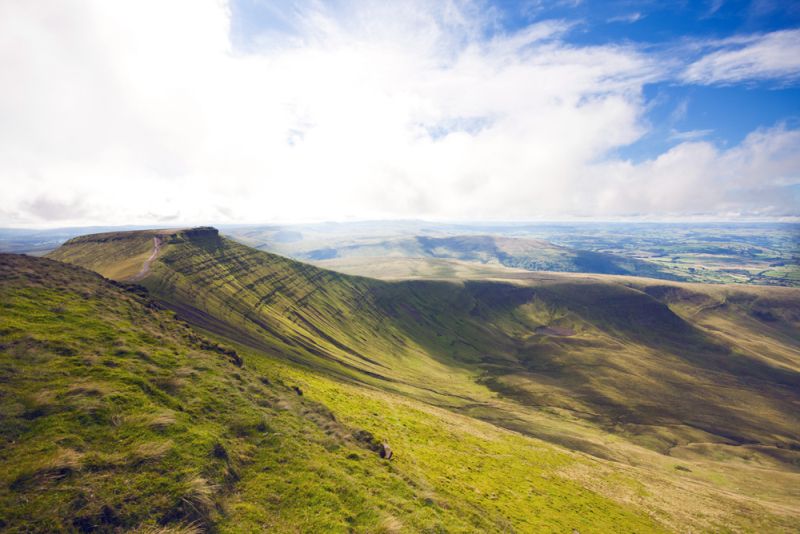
[47,230,157,280]
[0,254,667,532]
[27,227,800,531]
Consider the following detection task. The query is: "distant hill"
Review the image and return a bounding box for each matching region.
[29,227,800,530]
[222,221,800,287]
[287,234,684,280]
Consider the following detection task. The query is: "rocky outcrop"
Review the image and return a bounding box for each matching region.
[61,227,220,246]
[353,429,393,460]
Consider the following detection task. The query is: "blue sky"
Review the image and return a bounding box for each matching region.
[231,0,800,162]
[1,0,799,225]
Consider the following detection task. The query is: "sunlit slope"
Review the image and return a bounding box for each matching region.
[1,253,680,533]
[50,228,800,454]
[47,228,800,529]
[48,229,166,280]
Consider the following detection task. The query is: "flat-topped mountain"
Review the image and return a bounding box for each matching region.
[50,227,221,281]
[61,226,220,244]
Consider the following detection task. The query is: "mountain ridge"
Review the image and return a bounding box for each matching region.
[34,226,800,531]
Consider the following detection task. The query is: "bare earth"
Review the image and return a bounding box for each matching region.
[130,236,161,282]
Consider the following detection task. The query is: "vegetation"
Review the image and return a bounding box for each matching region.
[0,254,666,532]
[4,226,799,531]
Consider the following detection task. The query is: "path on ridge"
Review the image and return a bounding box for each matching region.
[130,236,161,282]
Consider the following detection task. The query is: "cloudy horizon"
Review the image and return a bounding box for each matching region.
[1,0,799,227]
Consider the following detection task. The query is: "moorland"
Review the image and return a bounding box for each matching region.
[1,226,797,532]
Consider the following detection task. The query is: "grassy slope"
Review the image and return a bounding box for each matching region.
[0,257,671,533]
[134,231,800,448]
[45,229,800,531]
[50,230,164,280]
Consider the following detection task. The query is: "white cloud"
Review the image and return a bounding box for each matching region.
[0,1,798,226]
[607,12,643,24]
[668,129,713,141]
[589,126,800,217]
[683,29,800,85]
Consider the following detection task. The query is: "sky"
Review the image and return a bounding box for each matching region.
[1,0,799,227]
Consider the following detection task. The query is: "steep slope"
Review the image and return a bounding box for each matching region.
[1,255,690,533]
[53,228,800,448]
[310,255,533,280]
[2,253,684,532]
[47,228,800,530]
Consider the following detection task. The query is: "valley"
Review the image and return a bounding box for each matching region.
[5,2,799,532]
[2,226,792,531]
[224,221,800,287]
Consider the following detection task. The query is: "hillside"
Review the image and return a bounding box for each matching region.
[2,252,686,533]
[41,227,800,531]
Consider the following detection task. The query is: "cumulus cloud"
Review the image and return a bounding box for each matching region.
[683,30,800,85]
[0,0,798,226]
[589,126,800,217]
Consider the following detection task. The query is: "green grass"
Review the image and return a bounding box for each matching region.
[0,254,672,532]
[30,227,800,531]
[47,230,157,280]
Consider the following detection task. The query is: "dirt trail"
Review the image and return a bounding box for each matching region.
[130,236,161,282]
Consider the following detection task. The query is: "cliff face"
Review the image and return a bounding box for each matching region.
[174,226,218,240]
[61,227,219,245]
[165,227,221,250]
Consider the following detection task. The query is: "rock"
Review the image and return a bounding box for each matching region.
[353,430,392,459]
[353,429,379,449]
[197,338,243,367]
[212,442,228,460]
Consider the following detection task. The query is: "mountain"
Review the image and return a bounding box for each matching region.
[11,226,800,531]
[2,252,671,533]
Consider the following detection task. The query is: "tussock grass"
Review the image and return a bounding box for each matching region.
[130,440,175,465]
[130,522,203,534]
[147,410,178,430]
[10,448,84,490]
